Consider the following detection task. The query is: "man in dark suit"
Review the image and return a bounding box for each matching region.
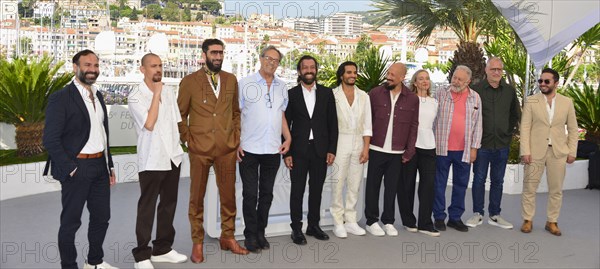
[43,50,118,269]
[284,55,338,245]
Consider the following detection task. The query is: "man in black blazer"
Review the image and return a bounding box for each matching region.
[284,55,338,245]
[43,50,118,269]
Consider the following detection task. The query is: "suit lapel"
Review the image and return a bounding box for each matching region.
[194,70,217,104]
[69,83,91,126]
[535,94,550,125]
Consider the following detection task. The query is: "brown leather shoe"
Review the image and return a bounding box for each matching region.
[190,243,204,263]
[521,220,532,233]
[545,221,562,236]
[220,238,250,255]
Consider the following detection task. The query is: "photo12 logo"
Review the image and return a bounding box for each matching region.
[223,1,340,19]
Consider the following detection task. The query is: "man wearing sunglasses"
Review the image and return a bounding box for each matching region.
[237,45,291,252]
[177,38,248,263]
[467,57,521,230]
[520,68,578,236]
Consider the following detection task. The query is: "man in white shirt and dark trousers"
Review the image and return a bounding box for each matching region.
[128,53,187,269]
[237,46,291,252]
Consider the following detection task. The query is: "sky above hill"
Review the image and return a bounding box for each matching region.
[223,0,375,18]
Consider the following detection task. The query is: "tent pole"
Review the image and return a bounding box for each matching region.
[525,54,531,96]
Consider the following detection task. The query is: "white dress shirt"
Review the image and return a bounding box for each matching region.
[74,80,106,154]
[546,95,556,145]
[302,83,317,140]
[239,72,288,154]
[128,82,184,172]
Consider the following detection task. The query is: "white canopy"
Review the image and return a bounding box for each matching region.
[492,0,600,69]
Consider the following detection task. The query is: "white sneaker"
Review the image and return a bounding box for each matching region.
[150,249,187,263]
[134,260,154,269]
[403,226,418,233]
[383,224,398,236]
[366,223,385,236]
[466,213,483,227]
[333,224,348,238]
[83,261,119,269]
[418,228,441,237]
[488,215,514,229]
[344,222,366,236]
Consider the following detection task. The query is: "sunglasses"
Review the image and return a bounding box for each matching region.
[537,79,552,85]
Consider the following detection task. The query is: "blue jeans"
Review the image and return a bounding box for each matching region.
[471,147,509,216]
[433,151,471,221]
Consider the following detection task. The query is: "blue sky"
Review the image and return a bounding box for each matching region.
[223,1,375,18]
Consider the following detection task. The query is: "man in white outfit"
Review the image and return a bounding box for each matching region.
[330,61,372,238]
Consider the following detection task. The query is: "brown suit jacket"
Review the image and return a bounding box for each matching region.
[177,69,241,156]
[520,93,578,159]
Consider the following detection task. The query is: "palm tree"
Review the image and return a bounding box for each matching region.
[0,56,73,157]
[356,47,391,92]
[372,0,504,83]
[560,83,600,144]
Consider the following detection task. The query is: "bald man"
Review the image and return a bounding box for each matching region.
[364,63,419,236]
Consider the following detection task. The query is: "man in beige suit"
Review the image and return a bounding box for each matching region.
[178,39,249,263]
[520,68,578,236]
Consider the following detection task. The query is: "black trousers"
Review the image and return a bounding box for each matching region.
[239,152,281,239]
[58,157,110,269]
[399,148,436,230]
[289,141,327,230]
[364,149,403,226]
[132,162,181,262]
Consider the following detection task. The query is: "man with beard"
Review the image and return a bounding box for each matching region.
[237,46,292,252]
[364,63,419,237]
[43,50,118,269]
[177,39,248,263]
[433,65,482,233]
[284,55,338,245]
[519,68,578,236]
[329,61,372,238]
[128,53,187,269]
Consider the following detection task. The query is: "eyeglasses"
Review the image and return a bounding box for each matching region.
[262,55,280,64]
[537,79,552,85]
[489,68,503,73]
[265,92,272,108]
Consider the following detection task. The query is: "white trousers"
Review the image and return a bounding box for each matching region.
[330,133,366,225]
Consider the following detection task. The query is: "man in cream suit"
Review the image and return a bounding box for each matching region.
[329,61,372,238]
[520,68,578,236]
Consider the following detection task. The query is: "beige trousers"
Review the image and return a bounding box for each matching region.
[330,133,366,225]
[521,145,567,222]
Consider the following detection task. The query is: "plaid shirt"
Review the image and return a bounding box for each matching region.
[434,87,483,163]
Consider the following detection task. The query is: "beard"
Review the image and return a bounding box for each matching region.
[384,81,396,90]
[450,84,465,92]
[299,72,316,85]
[77,69,99,85]
[206,59,222,72]
[541,86,555,95]
[152,73,162,82]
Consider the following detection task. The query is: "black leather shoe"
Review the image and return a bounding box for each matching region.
[434,219,446,231]
[257,234,270,250]
[244,237,261,253]
[291,229,307,245]
[447,220,469,232]
[306,226,329,240]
